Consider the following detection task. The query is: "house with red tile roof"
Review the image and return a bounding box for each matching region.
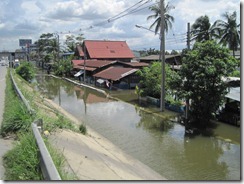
[93,67,140,89]
[75,40,135,62]
[72,40,147,89]
[72,59,118,83]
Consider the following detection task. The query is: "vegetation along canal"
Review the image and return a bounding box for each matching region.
[34,73,240,180]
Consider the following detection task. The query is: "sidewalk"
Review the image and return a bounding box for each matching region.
[0,67,14,180]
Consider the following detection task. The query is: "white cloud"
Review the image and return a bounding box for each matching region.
[173,0,240,24]
[45,0,125,21]
[0,0,240,51]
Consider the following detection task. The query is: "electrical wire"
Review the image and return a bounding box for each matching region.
[58,0,155,35]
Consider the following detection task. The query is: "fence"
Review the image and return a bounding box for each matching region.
[10,70,61,180]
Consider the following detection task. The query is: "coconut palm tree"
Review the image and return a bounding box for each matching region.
[191,15,219,42]
[213,11,240,56]
[147,2,174,34]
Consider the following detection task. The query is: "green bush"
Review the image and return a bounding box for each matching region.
[16,61,35,82]
[3,132,43,180]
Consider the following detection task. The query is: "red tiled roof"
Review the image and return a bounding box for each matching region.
[77,45,84,57]
[84,40,135,59]
[93,67,138,81]
[72,60,83,66]
[72,59,117,71]
[78,60,117,68]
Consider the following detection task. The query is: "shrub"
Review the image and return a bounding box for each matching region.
[79,124,87,134]
[16,61,35,82]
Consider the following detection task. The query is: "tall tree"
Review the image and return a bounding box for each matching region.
[147,1,174,34]
[64,33,85,52]
[173,41,238,129]
[36,33,57,67]
[191,15,218,42]
[136,62,180,99]
[213,11,240,56]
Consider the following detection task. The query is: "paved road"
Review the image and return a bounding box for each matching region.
[0,66,13,180]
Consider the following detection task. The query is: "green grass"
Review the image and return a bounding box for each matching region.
[1,70,34,136]
[45,140,78,180]
[1,70,85,180]
[3,132,43,180]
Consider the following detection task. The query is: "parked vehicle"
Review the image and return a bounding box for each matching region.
[14,59,20,68]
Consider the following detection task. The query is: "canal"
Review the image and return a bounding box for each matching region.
[34,73,240,180]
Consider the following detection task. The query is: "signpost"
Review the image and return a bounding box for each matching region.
[19,39,32,47]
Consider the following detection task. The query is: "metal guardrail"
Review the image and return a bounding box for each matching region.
[10,70,61,180]
[32,119,61,180]
[10,71,35,115]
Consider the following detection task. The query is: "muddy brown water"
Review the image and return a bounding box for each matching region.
[34,73,240,180]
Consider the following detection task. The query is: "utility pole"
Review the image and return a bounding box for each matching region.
[57,33,60,65]
[83,41,86,83]
[185,22,191,122]
[160,0,165,112]
[187,23,191,50]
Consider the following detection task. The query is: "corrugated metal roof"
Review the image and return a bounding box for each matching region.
[72,59,117,68]
[73,59,116,71]
[84,40,135,59]
[74,65,96,71]
[118,61,149,67]
[225,87,240,102]
[140,54,181,61]
[79,60,117,68]
[93,67,138,81]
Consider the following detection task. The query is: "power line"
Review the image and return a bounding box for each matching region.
[108,0,147,21]
[58,0,155,35]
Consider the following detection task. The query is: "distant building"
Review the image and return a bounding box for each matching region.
[139,54,182,65]
[14,50,26,60]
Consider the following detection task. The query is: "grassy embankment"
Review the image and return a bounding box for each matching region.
[1,69,86,180]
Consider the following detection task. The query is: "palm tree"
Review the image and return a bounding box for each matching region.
[191,15,219,42]
[147,2,174,34]
[213,11,240,56]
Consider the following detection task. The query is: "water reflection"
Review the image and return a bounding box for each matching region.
[34,75,240,180]
[136,108,174,132]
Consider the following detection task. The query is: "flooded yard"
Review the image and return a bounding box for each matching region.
[35,74,240,180]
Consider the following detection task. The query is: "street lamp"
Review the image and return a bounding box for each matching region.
[135,25,156,34]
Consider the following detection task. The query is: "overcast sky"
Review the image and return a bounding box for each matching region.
[0,0,240,52]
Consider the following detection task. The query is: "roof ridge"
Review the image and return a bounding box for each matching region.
[85,40,126,42]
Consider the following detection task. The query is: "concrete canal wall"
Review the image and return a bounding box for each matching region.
[45,98,166,180]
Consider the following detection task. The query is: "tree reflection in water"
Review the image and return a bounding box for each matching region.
[135,106,174,132]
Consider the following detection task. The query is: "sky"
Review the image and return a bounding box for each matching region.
[0,0,241,52]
